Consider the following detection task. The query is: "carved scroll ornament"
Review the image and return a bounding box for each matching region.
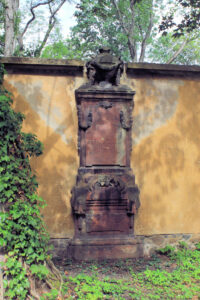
[78,106,93,130]
[120,110,133,130]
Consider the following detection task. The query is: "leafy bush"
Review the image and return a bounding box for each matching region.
[0,65,50,299]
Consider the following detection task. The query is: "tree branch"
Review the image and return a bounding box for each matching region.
[111,0,137,61]
[127,37,137,61]
[35,0,67,56]
[21,0,55,37]
[167,38,188,64]
[129,0,136,35]
[139,9,154,62]
[167,31,199,64]
[111,0,129,35]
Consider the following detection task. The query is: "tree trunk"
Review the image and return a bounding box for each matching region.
[4,0,19,56]
[35,0,67,57]
[139,11,153,62]
[128,38,136,61]
[167,39,188,64]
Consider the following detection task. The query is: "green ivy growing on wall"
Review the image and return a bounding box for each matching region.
[0,65,61,299]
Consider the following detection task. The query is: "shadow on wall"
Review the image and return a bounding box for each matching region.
[132,79,200,234]
[5,74,79,238]
[4,74,200,236]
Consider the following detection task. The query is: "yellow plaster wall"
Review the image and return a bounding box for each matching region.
[4,74,85,238]
[130,77,200,235]
[4,73,200,237]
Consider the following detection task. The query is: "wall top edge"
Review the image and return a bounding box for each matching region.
[1,57,200,77]
[126,62,200,78]
[0,57,84,76]
[127,62,200,72]
[0,57,84,67]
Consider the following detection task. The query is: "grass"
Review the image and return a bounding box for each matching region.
[53,242,200,299]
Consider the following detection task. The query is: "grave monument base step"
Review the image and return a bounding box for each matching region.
[67,235,144,260]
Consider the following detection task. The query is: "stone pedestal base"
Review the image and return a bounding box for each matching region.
[68,235,144,261]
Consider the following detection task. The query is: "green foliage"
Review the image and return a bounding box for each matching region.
[160,0,200,37]
[41,289,59,300]
[62,243,200,299]
[0,0,68,57]
[195,242,200,251]
[3,255,30,299]
[42,0,199,64]
[0,66,50,299]
[156,245,176,256]
[149,31,200,65]
[58,0,159,62]
[30,263,49,280]
[178,240,189,249]
[65,273,136,299]
[41,39,83,60]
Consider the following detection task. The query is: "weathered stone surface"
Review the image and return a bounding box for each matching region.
[69,49,140,260]
[76,90,134,167]
[53,233,200,260]
[86,47,123,86]
[68,237,144,260]
[188,234,200,244]
[126,62,200,78]
[50,238,71,261]
[147,235,165,246]
[71,169,140,239]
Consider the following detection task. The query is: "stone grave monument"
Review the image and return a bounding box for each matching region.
[68,47,141,260]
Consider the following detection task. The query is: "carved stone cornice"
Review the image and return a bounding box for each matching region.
[0,57,84,76]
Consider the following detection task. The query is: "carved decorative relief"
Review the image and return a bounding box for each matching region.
[98,101,113,109]
[78,107,93,130]
[86,47,124,86]
[120,110,133,130]
[69,48,140,260]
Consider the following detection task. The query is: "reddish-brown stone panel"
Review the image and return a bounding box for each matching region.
[69,48,140,260]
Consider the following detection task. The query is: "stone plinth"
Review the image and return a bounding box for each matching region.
[68,236,143,261]
[68,48,140,260]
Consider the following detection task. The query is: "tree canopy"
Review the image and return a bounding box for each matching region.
[66,0,157,62]
[0,0,199,65]
[160,0,200,37]
[1,0,69,57]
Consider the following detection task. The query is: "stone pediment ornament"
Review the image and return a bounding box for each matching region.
[86,47,124,86]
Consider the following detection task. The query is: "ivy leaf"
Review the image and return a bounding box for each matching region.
[0,237,5,246]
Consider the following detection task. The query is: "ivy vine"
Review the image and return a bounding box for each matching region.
[0,65,62,299]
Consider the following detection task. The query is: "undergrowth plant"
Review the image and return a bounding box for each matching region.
[0,65,61,299]
[62,243,200,299]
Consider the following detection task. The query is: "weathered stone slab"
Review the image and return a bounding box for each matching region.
[68,236,144,260]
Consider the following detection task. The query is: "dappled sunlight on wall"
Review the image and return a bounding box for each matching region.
[132,79,200,234]
[4,71,200,237]
[4,74,85,238]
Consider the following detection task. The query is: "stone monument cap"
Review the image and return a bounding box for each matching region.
[86,47,124,86]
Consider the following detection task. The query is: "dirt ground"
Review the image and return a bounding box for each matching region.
[55,254,177,279]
